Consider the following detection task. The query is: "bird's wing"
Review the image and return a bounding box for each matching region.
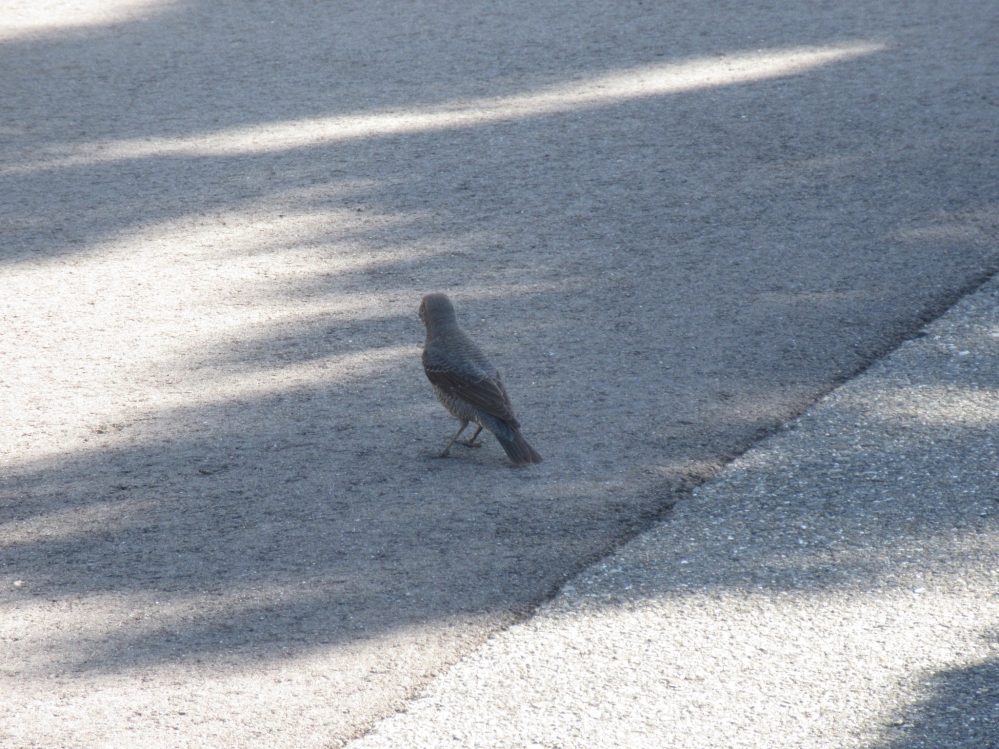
[424,363,519,425]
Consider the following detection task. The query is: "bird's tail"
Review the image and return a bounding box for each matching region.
[495,428,543,467]
[479,412,543,466]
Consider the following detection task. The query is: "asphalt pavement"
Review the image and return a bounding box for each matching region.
[1,1,997,747]
[349,265,999,749]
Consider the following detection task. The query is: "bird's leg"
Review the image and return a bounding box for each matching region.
[439,420,469,457]
[460,425,484,447]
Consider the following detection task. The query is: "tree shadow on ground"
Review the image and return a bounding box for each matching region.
[873,656,999,749]
[4,316,998,674]
[2,2,999,744]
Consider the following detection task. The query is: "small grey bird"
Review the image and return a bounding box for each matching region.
[419,293,542,466]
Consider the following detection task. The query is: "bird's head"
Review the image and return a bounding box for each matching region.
[419,293,457,328]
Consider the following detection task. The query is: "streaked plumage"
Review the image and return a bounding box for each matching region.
[419,293,542,466]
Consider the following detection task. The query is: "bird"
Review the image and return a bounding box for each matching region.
[418,293,542,467]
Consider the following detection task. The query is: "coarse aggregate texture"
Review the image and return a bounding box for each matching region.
[1,0,998,746]
[348,263,999,749]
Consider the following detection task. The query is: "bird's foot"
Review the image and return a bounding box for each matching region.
[460,438,483,448]
[438,448,452,458]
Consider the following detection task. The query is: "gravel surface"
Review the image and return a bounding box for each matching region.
[1,1,998,747]
[349,272,999,749]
